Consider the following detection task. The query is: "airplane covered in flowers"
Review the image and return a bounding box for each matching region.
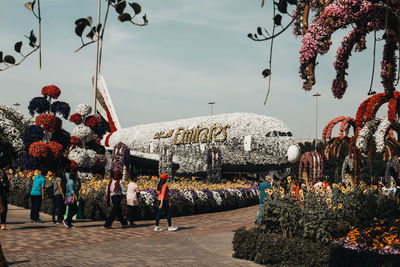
[96,75,300,177]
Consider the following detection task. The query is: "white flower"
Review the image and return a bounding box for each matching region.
[356,119,379,152]
[72,125,94,143]
[77,172,94,180]
[374,118,393,153]
[75,104,92,116]
[196,191,208,201]
[212,191,222,206]
[227,188,242,198]
[139,191,155,206]
[182,189,195,203]
[0,109,25,154]
[68,148,97,168]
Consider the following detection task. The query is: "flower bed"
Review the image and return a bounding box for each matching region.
[8,171,259,220]
[233,178,400,265]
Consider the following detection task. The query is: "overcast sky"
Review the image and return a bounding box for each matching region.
[0,0,393,139]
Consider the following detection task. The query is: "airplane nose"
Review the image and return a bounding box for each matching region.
[287,145,300,163]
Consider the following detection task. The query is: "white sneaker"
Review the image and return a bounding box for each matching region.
[168,226,178,231]
[154,226,163,232]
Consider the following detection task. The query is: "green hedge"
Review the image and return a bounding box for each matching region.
[232,227,400,266]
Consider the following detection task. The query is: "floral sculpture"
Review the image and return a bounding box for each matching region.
[292,0,400,98]
[298,151,323,182]
[68,104,106,179]
[17,85,71,171]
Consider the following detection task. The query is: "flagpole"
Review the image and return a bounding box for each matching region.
[93,0,101,114]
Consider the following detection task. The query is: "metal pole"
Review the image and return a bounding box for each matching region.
[93,0,101,114]
[208,102,215,116]
[313,93,321,150]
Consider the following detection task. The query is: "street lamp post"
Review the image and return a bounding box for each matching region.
[208,101,215,116]
[13,102,21,112]
[313,93,321,150]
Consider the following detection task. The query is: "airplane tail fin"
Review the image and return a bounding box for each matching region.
[94,74,122,132]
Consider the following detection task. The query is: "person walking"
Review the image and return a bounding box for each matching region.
[0,166,10,230]
[63,172,78,228]
[126,176,139,226]
[255,175,272,224]
[154,173,177,232]
[51,170,65,224]
[104,169,128,229]
[30,170,46,223]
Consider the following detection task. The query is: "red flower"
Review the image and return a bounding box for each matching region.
[35,113,57,133]
[70,136,82,146]
[69,113,82,125]
[388,98,397,122]
[48,141,63,158]
[29,142,50,158]
[70,160,79,172]
[85,115,102,128]
[41,85,61,99]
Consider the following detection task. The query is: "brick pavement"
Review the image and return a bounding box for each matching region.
[1,205,261,266]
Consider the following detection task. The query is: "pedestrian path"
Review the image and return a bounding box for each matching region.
[1,205,260,266]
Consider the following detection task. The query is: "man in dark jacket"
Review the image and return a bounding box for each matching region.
[0,166,10,230]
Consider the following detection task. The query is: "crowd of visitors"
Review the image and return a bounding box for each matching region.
[0,165,179,231]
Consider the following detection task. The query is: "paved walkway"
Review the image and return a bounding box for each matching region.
[1,205,260,266]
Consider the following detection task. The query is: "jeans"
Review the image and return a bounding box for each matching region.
[127,205,138,224]
[52,195,65,223]
[155,199,171,227]
[66,203,77,227]
[255,204,263,224]
[104,195,127,227]
[0,196,7,224]
[30,195,42,221]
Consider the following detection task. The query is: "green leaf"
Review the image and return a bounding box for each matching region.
[14,41,23,53]
[115,1,126,14]
[143,14,148,24]
[29,30,37,47]
[4,55,16,64]
[257,27,262,35]
[262,69,271,78]
[0,52,3,63]
[287,0,297,4]
[129,2,141,14]
[86,27,96,39]
[274,14,282,26]
[75,16,92,26]
[24,1,35,11]
[118,13,131,22]
[276,0,287,13]
[75,22,90,37]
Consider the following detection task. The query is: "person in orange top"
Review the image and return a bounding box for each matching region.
[154,174,177,232]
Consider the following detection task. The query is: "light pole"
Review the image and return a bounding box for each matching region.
[313,93,321,150]
[208,101,215,116]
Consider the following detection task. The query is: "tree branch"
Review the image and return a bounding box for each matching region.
[0,46,40,71]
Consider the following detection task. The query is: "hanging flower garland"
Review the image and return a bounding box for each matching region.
[374,118,392,153]
[28,97,50,117]
[341,155,354,182]
[75,104,92,117]
[111,142,131,172]
[298,151,323,182]
[50,101,71,119]
[41,85,61,99]
[356,119,380,153]
[339,117,355,139]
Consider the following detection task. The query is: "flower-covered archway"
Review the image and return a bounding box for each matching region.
[298,151,323,183]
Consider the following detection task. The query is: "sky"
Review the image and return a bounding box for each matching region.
[0,0,393,139]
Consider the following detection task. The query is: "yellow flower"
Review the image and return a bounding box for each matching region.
[328,204,332,209]
[280,193,285,198]
[332,207,336,212]
[338,204,343,209]
[8,168,13,174]
[299,190,304,196]
[300,195,305,202]
[326,198,332,204]
[266,189,273,195]
[287,176,291,184]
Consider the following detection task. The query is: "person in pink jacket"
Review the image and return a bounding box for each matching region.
[154,174,177,232]
[126,176,139,226]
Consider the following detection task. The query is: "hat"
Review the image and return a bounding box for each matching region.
[160,173,169,180]
[113,169,122,179]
